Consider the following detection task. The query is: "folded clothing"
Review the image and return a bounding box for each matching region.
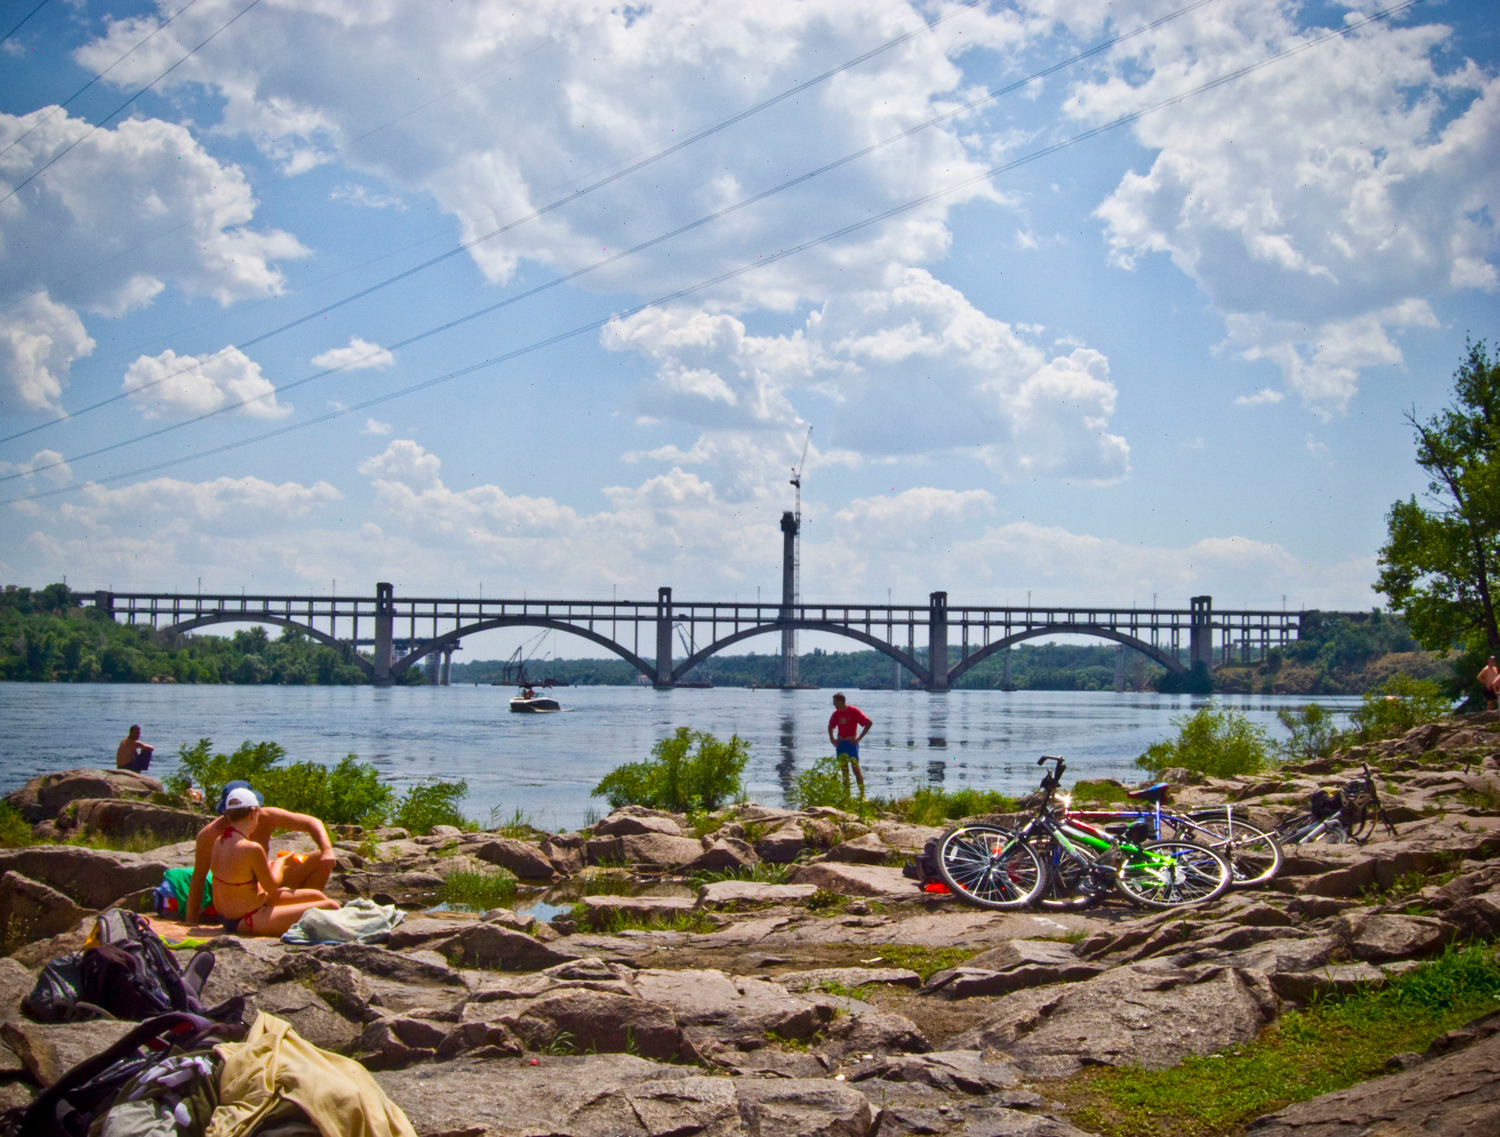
[280,898,405,945]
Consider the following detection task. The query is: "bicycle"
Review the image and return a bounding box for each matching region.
[1274,762,1398,847]
[937,757,1232,911]
[1067,784,1283,888]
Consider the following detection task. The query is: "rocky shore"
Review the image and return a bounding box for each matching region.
[1,720,1499,1135]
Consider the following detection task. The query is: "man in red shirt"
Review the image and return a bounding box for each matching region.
[827,693,872,797]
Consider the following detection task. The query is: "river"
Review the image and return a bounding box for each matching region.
[0,685,1358,831]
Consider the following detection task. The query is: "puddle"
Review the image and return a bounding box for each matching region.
[514,900,573,923]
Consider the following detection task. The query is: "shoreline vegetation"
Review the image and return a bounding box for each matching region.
[1,583,1452,695]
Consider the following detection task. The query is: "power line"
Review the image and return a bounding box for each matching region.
[0,0,208,163]
[0,0,48,47]
[1,0,992,442]
[4,0,1422,506]
[1,0,1219,473]
[0,0,264,209]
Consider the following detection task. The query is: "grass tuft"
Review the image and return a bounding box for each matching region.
[865,944,983,981]
[686,862,792,887]
[439,867,518,910]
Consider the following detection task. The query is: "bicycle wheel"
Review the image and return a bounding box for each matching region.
[1034,837,1107,911]
[936,824,1047,910]
[1184,815,1282,888]
[1115,840,1230,909]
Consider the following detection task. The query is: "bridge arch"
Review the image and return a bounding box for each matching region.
[164,614,375,677]
[945,624,1185,685]
[391,617,655,681]
[671,621,932,687]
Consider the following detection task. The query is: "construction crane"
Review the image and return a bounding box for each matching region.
[783,427,812,687]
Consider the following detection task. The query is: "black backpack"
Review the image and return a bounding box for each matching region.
[5,1012,243,1137]
[903,836,946,891]
[23,909,236,1025]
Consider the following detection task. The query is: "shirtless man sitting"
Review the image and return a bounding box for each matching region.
[115,725,154,772]
[185,782,340,936]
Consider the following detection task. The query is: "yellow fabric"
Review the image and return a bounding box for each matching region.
[206,1012,416,1137]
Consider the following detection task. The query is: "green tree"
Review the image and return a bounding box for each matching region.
[1377,342,1500,682]
[1136,703,1273,779]
[592,728,749,812]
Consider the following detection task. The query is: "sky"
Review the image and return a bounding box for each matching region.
[1,0,1497,659]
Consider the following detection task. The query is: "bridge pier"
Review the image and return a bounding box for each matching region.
[374,582,394,687]
[655,587,674,688]
[1189,595,1213,672]
[928,591,949,691]
[779,511,799,687]
[1115,644,1125,692]
[440,647,454,686]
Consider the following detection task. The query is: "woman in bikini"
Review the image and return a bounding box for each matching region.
[211,787,340,936]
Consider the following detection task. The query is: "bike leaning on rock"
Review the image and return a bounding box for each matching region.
[1273,762,1398,847]
[935,756,1232,912]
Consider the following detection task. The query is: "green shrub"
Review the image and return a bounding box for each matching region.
[394,780,473,834]
[592,728,749,812]
[1276,703,1345,762]
[174,739,393,826]
[439,867,517,910]
[1136,703,1274,779]
[1348,674,1453,742]
[0,803,33,848]
[786,754,859,812]
[1069,780,1130,806]
[880,785,1019,825]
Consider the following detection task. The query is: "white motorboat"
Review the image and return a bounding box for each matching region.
[509,693,561,713]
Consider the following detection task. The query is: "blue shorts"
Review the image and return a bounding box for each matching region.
[835,739,860,761]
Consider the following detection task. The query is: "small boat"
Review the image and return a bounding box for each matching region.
[510,692,561,713]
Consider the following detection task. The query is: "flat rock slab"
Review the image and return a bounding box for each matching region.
[1,1020,136,1086]
[788,863,915,897]
[952,960,1278,1078]
[1246,1031,1500,1136]
[851,1049,1023,1095]
[777,967,921,993]
[580,895,696,929]
[377,1053,876,1137]
[697,881,819,908]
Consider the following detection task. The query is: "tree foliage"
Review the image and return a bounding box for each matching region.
[172,739,394,826]
[592,727,749,812]
[1348,674,1453,742]
[1377,341,1500,670]
[1136,703,1274,779]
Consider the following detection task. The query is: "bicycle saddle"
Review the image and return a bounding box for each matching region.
[1127,782,1172,803]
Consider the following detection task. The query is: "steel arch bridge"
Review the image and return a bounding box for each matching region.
[82,585,1341,689]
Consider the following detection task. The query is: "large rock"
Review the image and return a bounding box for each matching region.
[473,837,557,882]
[506,989,686,1060]
[250,982,360,1052]
[630,968,832,1051]
[592,810,685,838]
[0,847,167,910]
[825,833,891,865]
[1270,962,1388,1004]
[65,799,204,844]
[1338,912,1456,963]
[787,862,915,898]
[1443,889,1500,939]
[311,942,467,987]
[0,957,37,1021]
[1246,1030,1500,1136]
[952,960,1278,1078]
[579,895,696,930]
[6,768,162,823]
[755,823,807,864]
[0,1020,136,1086]
[696,881,819,909]
[776,968,921,993]
[442,922,580,971]
[680,838,759,874]
[0,871,91,953]
[851,1049,1023,1095]
[586,833,707,869]
[540,833,586,876]
[376,1054,875,1137]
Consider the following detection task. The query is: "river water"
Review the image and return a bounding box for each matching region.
[0,685,1358,831]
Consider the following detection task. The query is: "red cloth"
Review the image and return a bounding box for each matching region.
[828,705,871,739]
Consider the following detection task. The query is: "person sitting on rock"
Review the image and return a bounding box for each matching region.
[115,725,155,772]
[185,782,340,935]
[1480,656,1500,712]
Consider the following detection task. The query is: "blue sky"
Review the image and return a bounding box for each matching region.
[1,0,1497,657]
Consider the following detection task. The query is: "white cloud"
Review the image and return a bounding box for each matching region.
[1069,0,1498,411]
[362,418,393,435]
[330,184,405,210]
[0,449,72,488]
[0,293,94,415]
[310,337,396,372]
[1235,388,1285,407]
[121,347,292,419]
[607,268,1129,483]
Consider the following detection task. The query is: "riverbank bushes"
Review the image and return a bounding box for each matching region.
[0,585,369,684]
[1136,703,1275,779]
[592,727,749,812]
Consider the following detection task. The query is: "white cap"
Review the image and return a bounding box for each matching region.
[223,786,260,811]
